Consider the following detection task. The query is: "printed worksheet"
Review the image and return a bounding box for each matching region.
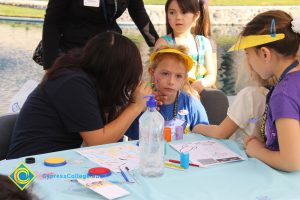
[77,144,139,172]
[170,140,244,167]
[77,178,129,200]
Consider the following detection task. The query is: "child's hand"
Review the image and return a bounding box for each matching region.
[244,136,265,158]
[132,81,152,112]
[153,91,167,111]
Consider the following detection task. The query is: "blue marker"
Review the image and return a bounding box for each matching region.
[110,180,126,184]
[119,167,130,183]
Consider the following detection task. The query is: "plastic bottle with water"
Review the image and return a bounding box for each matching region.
[139,95,165,177]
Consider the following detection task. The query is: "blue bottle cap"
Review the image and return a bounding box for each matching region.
[144,95,157,108]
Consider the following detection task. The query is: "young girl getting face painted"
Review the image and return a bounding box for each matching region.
[149,45,209,133]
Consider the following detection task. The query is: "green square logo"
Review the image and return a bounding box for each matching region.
[8,162,36,190]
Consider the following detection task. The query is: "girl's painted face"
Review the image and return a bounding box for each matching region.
[152,55,187,98]
[245,47,273,79]
[167,0,198,34]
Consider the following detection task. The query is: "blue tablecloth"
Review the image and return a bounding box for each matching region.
[1,134,300,200]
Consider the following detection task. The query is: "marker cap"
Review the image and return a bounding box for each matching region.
[25,157,35,164]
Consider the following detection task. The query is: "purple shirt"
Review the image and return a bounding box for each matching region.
[266,70,300,151]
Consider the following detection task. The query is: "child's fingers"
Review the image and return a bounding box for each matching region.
[156,96,167,106]
[153,91,167,104]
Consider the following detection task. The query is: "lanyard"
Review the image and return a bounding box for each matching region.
[260,60,299,141]
[266,60,299,104]
[160,91,179,121]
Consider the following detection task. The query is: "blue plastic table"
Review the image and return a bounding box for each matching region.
[1,134,300,200]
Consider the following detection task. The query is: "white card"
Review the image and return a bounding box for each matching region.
[84,0,100,7]
[7,80,39,113]
[170,140,244,167]
[77,178,130,200]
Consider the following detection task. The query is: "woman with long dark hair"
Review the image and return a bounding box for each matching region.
[7,32,151,159]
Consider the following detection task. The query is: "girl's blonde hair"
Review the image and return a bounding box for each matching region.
[236,58,277,91]
[248,64,277,87]
[149,45,200,99]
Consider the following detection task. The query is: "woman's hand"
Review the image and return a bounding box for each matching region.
[132,81,152,112]
[244,136,265,158]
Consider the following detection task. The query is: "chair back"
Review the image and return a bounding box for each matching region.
[0,113,18,160]
[200,89,229,125]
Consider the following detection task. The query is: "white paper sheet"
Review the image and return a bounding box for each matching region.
[77,178,129,200]
[7,80,38,113]
[77,144,139,172]
[170,140,244,167]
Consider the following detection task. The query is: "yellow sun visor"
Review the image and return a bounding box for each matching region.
[150,48,194,72]
[228,33,285,52]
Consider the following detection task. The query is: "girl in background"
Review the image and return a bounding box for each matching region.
[155,0,216,93]
[195,0,218,78]
[230,10,300,172]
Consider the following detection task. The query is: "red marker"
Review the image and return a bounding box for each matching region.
[168,159,200,167]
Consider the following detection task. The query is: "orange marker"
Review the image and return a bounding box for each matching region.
[164,127,171,142]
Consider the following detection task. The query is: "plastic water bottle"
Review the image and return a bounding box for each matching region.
[139,95,165,177]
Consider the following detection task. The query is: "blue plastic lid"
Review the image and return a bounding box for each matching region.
[145,95,157,108]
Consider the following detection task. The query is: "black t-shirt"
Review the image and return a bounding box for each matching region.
[42,0,158,69]
[6,69,103,159]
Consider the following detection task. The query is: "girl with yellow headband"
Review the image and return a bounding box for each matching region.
[125,45,209,140]
[201,10,300,172]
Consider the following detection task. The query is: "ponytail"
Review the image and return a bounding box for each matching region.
[194,0,211,37]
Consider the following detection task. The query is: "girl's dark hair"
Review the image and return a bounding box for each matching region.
[0,174,36,200]
[43,32,143,122]
[242,10,300,57]
[165,0,211,36]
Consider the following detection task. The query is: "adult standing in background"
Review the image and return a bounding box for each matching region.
[42,0,159,70]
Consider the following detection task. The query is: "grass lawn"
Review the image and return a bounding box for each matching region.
[145,0,299,5]
[0,1,299,18]
[0,5,45,18]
